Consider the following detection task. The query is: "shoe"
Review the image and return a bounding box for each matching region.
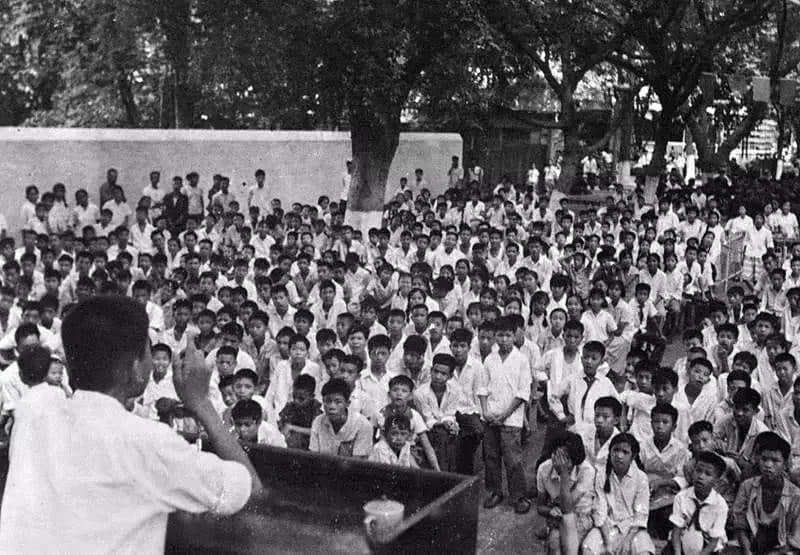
[514,497,532,514]
[483,493,504,509]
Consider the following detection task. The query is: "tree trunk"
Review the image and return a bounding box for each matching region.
[556,90,580,193]
[346,107,401,233]
[649,102,675,176]
[161,0,192,127]
[687,103,766,172]
[117,71,139,127]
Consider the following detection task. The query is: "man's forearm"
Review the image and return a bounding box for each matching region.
[190,399,264,496]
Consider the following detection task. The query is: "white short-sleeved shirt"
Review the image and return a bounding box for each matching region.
[0,387,251,553]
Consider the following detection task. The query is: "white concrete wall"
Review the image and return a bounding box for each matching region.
[0,128,462,233]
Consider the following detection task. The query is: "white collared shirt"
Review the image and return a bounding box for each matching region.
[477,347,532,427]
[0,387,251,553]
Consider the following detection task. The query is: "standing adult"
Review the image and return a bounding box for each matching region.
[340,160,353,215]
[183,172,205,223]
[99,168,119,208]
[448,156,464,188]
[163,176,189,234]
[247,169,270,220]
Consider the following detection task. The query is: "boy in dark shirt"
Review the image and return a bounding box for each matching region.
[278,374,322,450]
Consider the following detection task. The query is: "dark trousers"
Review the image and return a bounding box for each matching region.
[483,425,527,501]
[429,425,458,473]
[455,412,483,475]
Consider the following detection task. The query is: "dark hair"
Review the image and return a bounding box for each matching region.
[231,399,263,421]
[388,374,415,391]
[293,374,316,395]
[234,368,259,385]
[341,354,365,371]
[726,369,751,388]
[594,396,622,418]
[732,351,758,371]
[695,451,727,476]
[289,333,310,350]
[383,412,412,436]
[653,368,679,388]
[403,335,427,354]
[151,342,173,359]
[603,433,642,493]
[688,420,713,438]
[18,345,52,386]
[61,296,149,392]
[321,377,350,401]
[450,328,473,345]
[218,375,236,391]
[367,334,392,352]
[583,340,606,358]
[549,430,587,466]
[651,402,678,424]
[732,387,761,410]
[754,431,791,460]
[432,353,456,371]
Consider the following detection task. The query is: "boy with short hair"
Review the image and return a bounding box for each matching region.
[277,374,322,450]
[548,341,618,434]
[415,353,468,472]
[678,420,740,508]
[619,361,656,440]
[667,451,729,555]
[355,334,393,420]
[714,387,769,479]
[674,357,716,426]
[368,413,417,467]
[449,327,484,474]
[732,432,800,554]
[653,368,691,443]
[231,399,286,447]
[135,342,178,420]
[309,378,373,458]
[266,333,322,418]
[581,396,621,471]
[381,374,440,471]
[479,316,533,514]
[763,352,797,431]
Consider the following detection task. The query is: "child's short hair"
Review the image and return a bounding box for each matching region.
[428,310,446,324]
[347,325,369,340]
[234,368,259,385]
[231,399,263,421]
[688,420,713,439]
[727,369,751,388]
[341,354,364,371]
[653,368,679,388]
[494,316,516,333]
[432,353,456,371]
[322,348,345,363]
[383,412,412,436]
[294,308,314,325]
[289,333,310,350]
[316,328,337,344]
[695,450,727,477]
[755,431,791,460]
[775,352,797,368]
[293,374,316,395]
[690,357,713,374]
[687,346,707,358]
[321,377,350,401]
[151,342,173,359]
[765,333,788,350]
[388,374,415,392]
[220,322,244,341]
[450,328,473,345]
[18,345,52,386]
[248,310,269,327]
[403,335,427,354]
[367,334,391,352]
[276,326,296,342]
[218,375,236,391]
[594,396,622,417]
[716,323,739,338]
[635,283,651,295]
[733,351,758,371]
[217,345,238,358]
[732,387,761,410]
[626,348,646,362]
[651,402,678,424]
[583,340,606,359]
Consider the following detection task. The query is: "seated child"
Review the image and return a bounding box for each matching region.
[619,361,655,439]
[639,403,691,540]
[219,375,237,427]
[678,420,741,512]
[233,368,269,419]
[582,433,655,555]
[582,396,621,472]
[18,345,65,398]
[381,374,440,471]
[762,352,797,432]
[231,399,286,448]
[778,375,800,483]
[716,351,760,402]
[714,387,769,480]
[732,432,800,554]
[310,378,373,458]
[712,369,761,426]
[278,374,322,450]
[665,451,729,555]
[415,353,468,473]
[368,413,417,468]
[675,357,717,427]
[535,431,596,555]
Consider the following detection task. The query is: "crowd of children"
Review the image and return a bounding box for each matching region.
[5,164,800,553]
